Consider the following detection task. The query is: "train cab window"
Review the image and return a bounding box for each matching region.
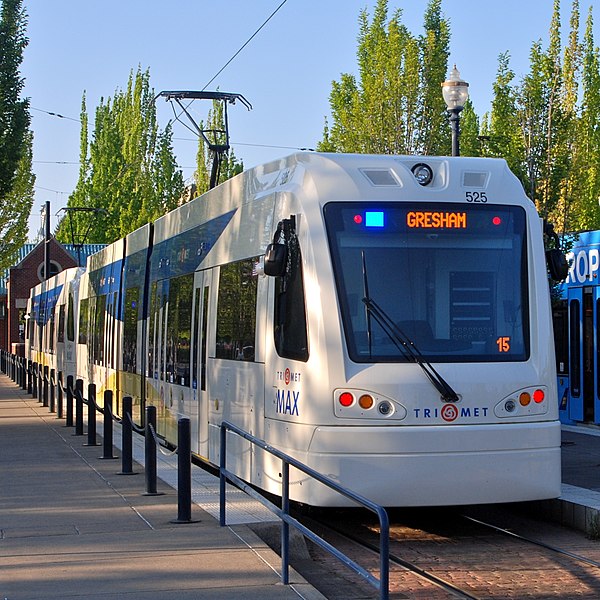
[324,202,529,363]
[216,258,258,361]
[274,236,309,362]
[79,298,89,345]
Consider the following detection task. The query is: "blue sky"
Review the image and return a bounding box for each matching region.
[21,0,599,238]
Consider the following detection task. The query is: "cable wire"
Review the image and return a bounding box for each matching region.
[202,0,289,91]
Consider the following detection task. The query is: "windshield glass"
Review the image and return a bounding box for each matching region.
[324,202,529,363]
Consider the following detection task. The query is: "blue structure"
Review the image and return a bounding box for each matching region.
[556,231,600,425]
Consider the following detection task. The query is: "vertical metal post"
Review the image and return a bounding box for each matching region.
[44,199,51,283]
[144,405,162,495]
[27,360,32,394]
[66,375,74,427]
[219,424,227,526]
[75,378,84,436]
[21,359,27,390]
[120,396,134,475]
[281,461,290,585]
[100,390,116,459]
[38,365,43,403]
[85,383,98,446]
[43,365,49,407]
[449,108,461,157]
[32,363,37,398]
[171,418,197,523]
[49,368,55,413]
[57,371,63,418]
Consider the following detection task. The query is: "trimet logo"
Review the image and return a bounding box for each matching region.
[441,404,458,422]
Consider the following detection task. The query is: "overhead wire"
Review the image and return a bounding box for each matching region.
[31,106,81,123]
[201,0,289,91]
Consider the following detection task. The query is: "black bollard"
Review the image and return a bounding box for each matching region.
[57,371,63,419]
[143,405,163,496]
[43,365,49,407]
[49,368,55,413]
[171,418,199,524]
[74,378,84,436]
[21,358,27,391]
[27,360,32,395]
[119,396,135,475]
[37,365,43,403]
[99,390,117,459]
[85,383,100,447]
[32,363,37,398]
[65,375,74,427]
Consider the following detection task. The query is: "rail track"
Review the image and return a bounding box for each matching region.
[293,505,600,599]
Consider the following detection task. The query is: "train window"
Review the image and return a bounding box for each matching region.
[570,300,581,397]
[165,274,193,386]
[216,258,258,361]
[97,295,107,365]
[201,286,209,390]
[58,305,66,344]
[324,202,529,363]
[123,287,139,373]
[274,235,309,362]
[148,282,158,378]
[67,292,75,342]
[192,288,201,389]
[79,298,89,345]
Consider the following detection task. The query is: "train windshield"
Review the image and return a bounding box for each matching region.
[324,202,529,363]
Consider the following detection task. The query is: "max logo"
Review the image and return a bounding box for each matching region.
[276,389,299,416]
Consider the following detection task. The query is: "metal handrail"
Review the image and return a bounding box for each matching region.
[219,420,389,600]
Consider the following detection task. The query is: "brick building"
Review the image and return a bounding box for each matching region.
[0,238,104,353]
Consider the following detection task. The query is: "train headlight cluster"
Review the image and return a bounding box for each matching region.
[334,389,407,420]
[495,387,548,418]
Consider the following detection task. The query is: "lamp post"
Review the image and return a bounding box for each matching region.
[441,65,469,157]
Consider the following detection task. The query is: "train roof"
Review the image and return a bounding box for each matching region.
[220,152,527,205]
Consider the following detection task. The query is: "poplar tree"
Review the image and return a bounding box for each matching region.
[319,0,449,156]
[417,0,450,155]
[57,68,184,244]
[0,0,33,270]
[574,7,600,230]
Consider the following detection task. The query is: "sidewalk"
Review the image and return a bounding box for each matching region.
[0,374,325,600]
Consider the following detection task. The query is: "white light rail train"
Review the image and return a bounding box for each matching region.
[26,153,561,507]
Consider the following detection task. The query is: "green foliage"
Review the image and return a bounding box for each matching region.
[481,0,600,235]
[0,130,34,271]
[56,67,184,245]
[318,0,450,156]
[194,99,243,197]
[0,0,33,271]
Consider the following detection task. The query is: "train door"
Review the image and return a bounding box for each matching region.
[192,270,211,459]
[568,286,600,423]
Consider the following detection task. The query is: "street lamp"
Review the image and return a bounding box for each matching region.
[441,65,469,157]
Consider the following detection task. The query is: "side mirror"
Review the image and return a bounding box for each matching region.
[264,243,287,277]
[546,248,568,281]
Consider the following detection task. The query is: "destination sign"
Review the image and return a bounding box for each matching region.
[406,211,467,229]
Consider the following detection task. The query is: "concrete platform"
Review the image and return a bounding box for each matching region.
[0,374,325,600]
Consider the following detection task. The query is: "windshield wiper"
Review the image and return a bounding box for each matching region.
[360,252,459,403]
